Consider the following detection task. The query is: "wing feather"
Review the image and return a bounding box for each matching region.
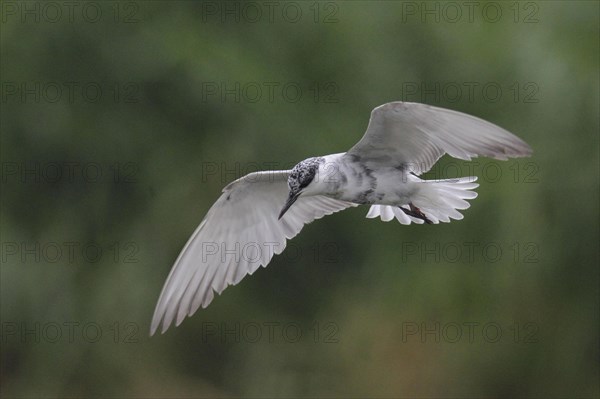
[151,170,356,335]
[347,102,532,174]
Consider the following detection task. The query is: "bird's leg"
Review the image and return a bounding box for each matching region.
[400,203,433,224]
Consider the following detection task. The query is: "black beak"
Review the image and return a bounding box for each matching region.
[278,191,300,220]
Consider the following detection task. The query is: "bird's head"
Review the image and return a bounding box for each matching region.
[278,157,323,219]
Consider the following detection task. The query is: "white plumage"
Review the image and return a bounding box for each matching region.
[151,171,356,334]
[151,101,532,335]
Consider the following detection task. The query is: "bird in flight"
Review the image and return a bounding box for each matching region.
[151,101,532,335]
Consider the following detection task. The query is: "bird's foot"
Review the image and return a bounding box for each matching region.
[400,203,433,224]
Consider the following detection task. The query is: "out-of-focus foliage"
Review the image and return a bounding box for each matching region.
[1,1,598,397]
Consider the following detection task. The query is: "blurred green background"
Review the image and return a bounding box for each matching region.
[1,1,598,397]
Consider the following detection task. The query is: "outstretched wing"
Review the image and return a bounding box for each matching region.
[346,102,532,175]
[151,170,357,335]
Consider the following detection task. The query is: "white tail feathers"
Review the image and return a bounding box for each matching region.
[366,177,479,225]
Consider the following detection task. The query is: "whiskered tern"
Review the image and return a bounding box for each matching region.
[151,101,532,335]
